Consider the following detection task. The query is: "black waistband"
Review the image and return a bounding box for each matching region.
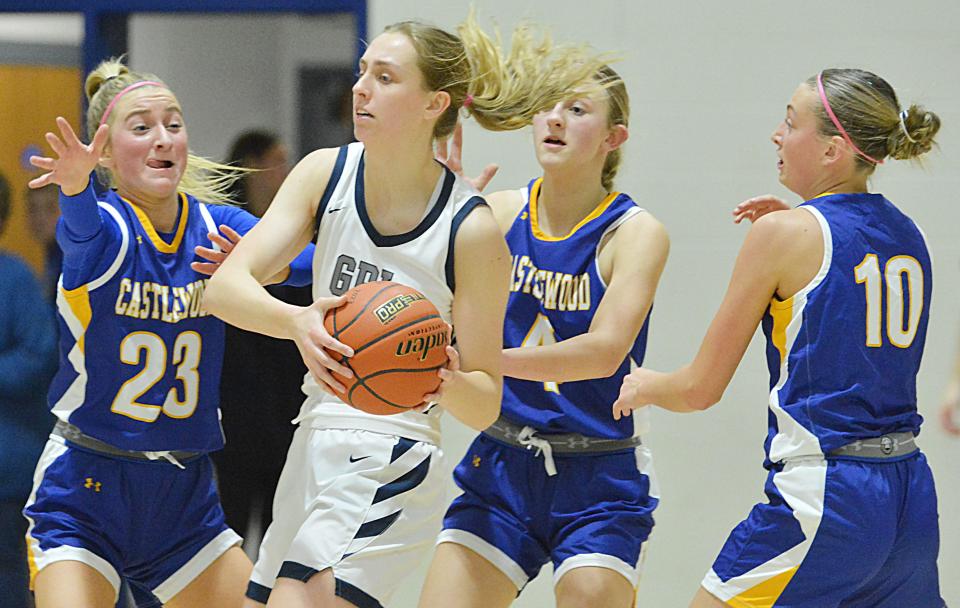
[483,416,642,454]
[827,432,918,459]
[53,420,202,464]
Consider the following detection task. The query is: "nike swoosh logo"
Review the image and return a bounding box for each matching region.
[327,207,344,214]
[349,455,371,463]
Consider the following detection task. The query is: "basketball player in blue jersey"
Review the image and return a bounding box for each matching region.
[418,67,668,608]
[23,59,313,608]
[614,68,944,607]
[204,16,611,608]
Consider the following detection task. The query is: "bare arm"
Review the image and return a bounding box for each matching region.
[204,148,354,390]
[614,209,822,417]
[434,204,511,430]
[504,212,669,382]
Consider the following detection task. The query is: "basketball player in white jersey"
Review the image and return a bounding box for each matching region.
[204,16,611,608]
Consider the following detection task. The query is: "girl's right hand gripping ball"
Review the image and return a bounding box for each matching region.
[323,281,450,415]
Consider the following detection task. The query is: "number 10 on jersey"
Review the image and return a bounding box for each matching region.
[854,254,923,349]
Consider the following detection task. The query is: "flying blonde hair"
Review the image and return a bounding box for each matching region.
[384,12,614,140]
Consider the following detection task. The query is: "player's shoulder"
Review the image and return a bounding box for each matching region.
[293,145,355,192]
[484,188,525,234]
[752,207,818,241]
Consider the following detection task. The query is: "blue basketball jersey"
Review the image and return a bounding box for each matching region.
[47,188,262,453]
[501,178,649,439]
[761,192,931,463]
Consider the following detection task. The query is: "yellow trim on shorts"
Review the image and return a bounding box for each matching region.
[726,567,798,608]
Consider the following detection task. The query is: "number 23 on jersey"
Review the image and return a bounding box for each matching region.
[111,331,202,421]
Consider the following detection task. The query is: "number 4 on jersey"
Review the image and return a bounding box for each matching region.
[521,313,560,394]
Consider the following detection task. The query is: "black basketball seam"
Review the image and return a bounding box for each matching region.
[348,365,444,412]
[331,305,341,338]
[346,378,409,412]
[349,314,445,356]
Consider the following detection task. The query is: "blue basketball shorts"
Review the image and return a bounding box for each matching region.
[438,434,659,591]
[702,452,944,607]
[23,435,241,604]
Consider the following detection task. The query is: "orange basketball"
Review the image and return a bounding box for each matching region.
[323,281,450,415]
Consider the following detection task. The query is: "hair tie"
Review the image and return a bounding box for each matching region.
[99,80,165,127]
[463,94,474,108]
[816,72,883,165]
[899,110,918,144]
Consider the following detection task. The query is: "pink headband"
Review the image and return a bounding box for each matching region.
[816,72,883,165]
[99,80,165,127]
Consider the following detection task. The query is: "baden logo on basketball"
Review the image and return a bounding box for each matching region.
[323,281,450,415]
[396,323,449,361]
[374,293,426,324]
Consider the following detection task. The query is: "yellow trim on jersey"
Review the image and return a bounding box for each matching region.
[123,192,189,253]
[60,284,92,353]
[726,567,798,608]
[810,191,837,201]
[769,295,795,365]
[26,532,38,588]
[529,177,619,242]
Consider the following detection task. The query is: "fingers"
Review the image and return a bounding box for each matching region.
[313,294,348,313]
[444,345,461,372]
[423,367,454,403]
[28,173,54,189]
[434,137,449,163]
[56,116,82,148]
[90,123,110,156]
[942,404,960,436]
[451,122,463,157]
[612,380,640,421]
[57,116,80,143]
[194,245,226,263]
[207,231,235,253]
[45,131,66,158]
[218,224,242,244]
[472,164,499,193]
[307,325,354,362]
[190,262,220,276]
[305,359,347,394]
[29,156,56,171]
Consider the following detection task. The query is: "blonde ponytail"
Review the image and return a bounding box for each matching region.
[808,68,941,173]
[384,14,612,140]
[85,57,249,205]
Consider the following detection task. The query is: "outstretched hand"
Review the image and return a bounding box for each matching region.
[191,224,242,276]
[732,195,791,224]
[435,123,499,192]
[29,117,110,195]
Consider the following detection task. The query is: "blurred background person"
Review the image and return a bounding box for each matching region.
[25,184,62,303]
[0,171,57,608]
[214,130,311,558]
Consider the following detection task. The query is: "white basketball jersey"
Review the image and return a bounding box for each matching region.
[296,142,486,444]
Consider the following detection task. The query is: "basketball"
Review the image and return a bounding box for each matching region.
[323,281,450,415]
